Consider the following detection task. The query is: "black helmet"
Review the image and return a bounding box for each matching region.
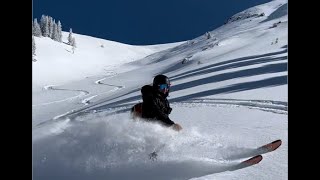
[153,74,171,96]
[153,74,170,87]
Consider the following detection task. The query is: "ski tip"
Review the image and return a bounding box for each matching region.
[272,139,282,144]
[241,155,263,165]
[261,139,282,152]
[230,155,263,171]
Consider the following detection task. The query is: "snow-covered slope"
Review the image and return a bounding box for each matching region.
[33,0,287,179]
[32,33,183,91]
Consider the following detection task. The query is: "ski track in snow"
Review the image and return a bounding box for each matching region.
[34,78,125,124]
[83,98,288,118]
[32,85,89,107]
[34,72,124,108]
[174,98,287,115]
[81,95,99,105]
[87,71,125,105]
[94,71,123,88]
[53,79,125,120]
[62,97,287,124]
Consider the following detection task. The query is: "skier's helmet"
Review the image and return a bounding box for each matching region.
[153,74,171,96]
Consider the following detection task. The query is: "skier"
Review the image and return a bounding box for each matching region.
[131,74,182,131]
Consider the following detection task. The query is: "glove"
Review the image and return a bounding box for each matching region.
[171,123,182,131]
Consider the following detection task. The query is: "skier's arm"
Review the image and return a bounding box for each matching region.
[153,104,182,131]
[152,98,175,126]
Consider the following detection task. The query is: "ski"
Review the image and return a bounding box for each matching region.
[229,139,282,171]
[226,139,282,160]
[230,155,263,171]
[257,139,282,153]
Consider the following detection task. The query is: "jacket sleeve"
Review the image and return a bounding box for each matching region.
[152,98,175,126]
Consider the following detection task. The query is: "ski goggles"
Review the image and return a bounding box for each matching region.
[159,84,170,90]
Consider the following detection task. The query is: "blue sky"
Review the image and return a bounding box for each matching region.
[33,0,271,45]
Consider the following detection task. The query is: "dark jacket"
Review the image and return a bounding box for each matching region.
[140,85,174,126]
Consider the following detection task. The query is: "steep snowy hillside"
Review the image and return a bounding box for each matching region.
[33,0,287,180]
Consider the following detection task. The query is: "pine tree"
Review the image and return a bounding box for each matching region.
[32,35,36,57]
[57,21,62,42]
[71,37,76,54]
[40,15,49,37]
[68,28,73,45]
[48,16,54,38]
[33,18,42,37]
[52,21,59,41]
[206,32,211,39]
